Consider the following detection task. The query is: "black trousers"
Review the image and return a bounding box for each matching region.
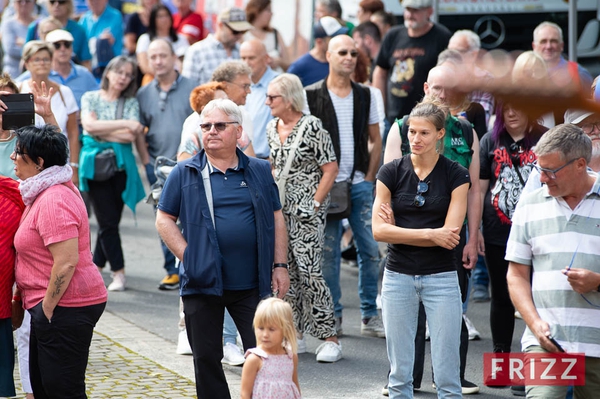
[484,242,515,352]
[29,301,106,399]
[87,171,126,272]
[183,289,260,399]
[414,229,470,385]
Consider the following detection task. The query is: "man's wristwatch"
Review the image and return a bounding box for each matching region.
[273,263,289,270]
[314,199,321,208]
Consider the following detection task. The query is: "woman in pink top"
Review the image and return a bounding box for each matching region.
[11,107,107,398]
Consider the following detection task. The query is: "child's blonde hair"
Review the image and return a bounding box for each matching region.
[253,298,297,354]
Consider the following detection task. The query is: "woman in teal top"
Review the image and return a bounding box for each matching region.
[79,56,147,292]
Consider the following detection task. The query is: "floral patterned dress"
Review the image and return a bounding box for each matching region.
[245,348,301,399]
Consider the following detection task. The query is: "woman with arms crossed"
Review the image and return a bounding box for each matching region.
[373,101,470,399]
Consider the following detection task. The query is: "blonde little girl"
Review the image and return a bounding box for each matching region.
[240,298,301,399]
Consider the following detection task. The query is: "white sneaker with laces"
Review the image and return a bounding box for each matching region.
[222,342,245,366]
[315,341,342,363]
[297,336,307,354]
[176,330,192,355]
[107,272,126,291]
[463,314,481,341]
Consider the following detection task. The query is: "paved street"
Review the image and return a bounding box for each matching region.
[13,196,526,398]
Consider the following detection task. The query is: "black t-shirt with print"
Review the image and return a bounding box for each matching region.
[377,154,470,275]
[479,125,546,246]
[375,23,451,124]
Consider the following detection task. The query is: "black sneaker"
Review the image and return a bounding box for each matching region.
[511,385,526,397]
[462,379,480,395]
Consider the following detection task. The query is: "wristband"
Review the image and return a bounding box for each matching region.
[69,162,79,168]
[273,263,289,270]
[12,295,21,302]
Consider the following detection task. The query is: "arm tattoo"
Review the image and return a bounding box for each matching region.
[52,274,65,298]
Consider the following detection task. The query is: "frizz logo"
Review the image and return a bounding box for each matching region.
[483,353,585,386]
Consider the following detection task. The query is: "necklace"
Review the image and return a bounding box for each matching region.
[0,131,14,141]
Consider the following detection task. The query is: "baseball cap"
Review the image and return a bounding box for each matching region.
[219,7,252,33]
[313,16,349,39]
[402,0,433,9]
[564,109,594,124]
[45,29,74,43]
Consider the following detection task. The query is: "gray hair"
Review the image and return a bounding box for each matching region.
[100,56,138,98]
[534,123,591,164]
[201,98,243,125]
[437,49,463,67]
[211,60,251,83]
[316,0,342,17]
[451,30,481,51]
[533,21,563,43]
[269,73,304,113]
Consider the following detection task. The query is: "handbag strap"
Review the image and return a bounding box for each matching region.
[115,97,125,120]
[200,163,215,227]
[279,116,309,184]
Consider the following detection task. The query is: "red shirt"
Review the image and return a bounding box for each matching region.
[0,176,24,319]
[173,11,205,44]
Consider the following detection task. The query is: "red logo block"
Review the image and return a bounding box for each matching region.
[483,353,586,386]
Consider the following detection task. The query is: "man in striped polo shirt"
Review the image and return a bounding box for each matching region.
[506,123,600,398]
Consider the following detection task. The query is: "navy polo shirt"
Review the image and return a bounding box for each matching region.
[209,161,258,290]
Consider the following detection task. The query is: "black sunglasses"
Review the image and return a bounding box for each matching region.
[49,0,67,4]
[52,41,72,50]
[199,121,239,132]
[413,181,429,207]
[337,50,358,58]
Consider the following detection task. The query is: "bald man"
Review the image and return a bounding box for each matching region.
[137,38,197,290]
[240,39,279,159]
[305,35,384,338]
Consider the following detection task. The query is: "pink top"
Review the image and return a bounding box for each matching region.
[245,347,301,399]
[14,181,107,310]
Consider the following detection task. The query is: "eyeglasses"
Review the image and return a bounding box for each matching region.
[533,158,578,180]
[579,121,600,135]
[16,0,33,4]
[229,81,251,91]
[265,94,282,102]
[29,57,51,65]
[112,70,134,80]
[13,146,27,157]
[337,49,358,58]
[413,181,429,207]
[159,90,167,111]
[52,41,72,50]
[200,121,239,132]
[226,25,245,35]
[49,0,67,5]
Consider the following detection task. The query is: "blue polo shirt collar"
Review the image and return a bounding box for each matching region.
[253,66,277,88]
[49,61,78,81]
[187,148,248,172]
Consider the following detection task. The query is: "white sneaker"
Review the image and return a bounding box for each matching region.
[176,330,192,355]
[425,321,430,341]
[376,294,382,310]
[315,341,342,363]
[361,315,386,338]
[297,336,307,354]
[463,314,481,341]
[222,342,245,366]
[514,310,523,319]
[107,272,126,291]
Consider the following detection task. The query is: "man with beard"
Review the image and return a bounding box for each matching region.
[372,0,450,126]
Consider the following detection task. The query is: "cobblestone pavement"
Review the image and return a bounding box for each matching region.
[11,311,241,399]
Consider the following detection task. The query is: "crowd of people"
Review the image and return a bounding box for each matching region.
[1,0,600,398]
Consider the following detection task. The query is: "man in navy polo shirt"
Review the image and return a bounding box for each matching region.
[156,98,289,399]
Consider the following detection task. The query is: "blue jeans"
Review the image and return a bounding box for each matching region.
[322,181,380,319]
[382,269,462,399]
[223,309,238,346]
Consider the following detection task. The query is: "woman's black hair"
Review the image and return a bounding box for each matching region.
[148,4,178,43]
[15,124,68,168]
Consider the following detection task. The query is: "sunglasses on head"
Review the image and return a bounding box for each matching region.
[337,49,358,58]
[199,121,238,132]
[413,181,429,208]
[52,41,72,50]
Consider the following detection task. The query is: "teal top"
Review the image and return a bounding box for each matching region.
[79,91,145,213]
[0,134,17,179]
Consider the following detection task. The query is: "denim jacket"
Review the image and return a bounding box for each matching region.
[158,148,280,298]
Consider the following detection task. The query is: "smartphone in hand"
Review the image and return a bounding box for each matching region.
[547,335,565,352]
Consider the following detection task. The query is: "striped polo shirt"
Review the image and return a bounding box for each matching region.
[506,172,600,357]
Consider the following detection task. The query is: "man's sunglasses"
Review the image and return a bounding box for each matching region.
[337,50,358,58]
[200,122,239,132]
[52,41,72,50]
